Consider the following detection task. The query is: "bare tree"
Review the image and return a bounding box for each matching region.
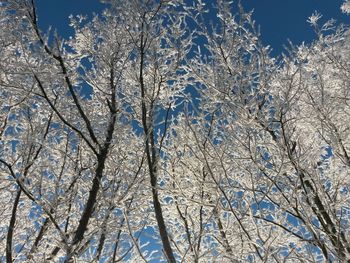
[1,0,350,262]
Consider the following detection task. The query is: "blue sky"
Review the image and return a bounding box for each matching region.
[36,0,349,56]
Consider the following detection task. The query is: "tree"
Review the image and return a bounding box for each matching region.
[0,0,350,262]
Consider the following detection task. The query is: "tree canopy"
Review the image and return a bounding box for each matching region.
[1,0,350,262]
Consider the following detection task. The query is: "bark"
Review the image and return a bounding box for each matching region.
[138,22,176,262]
[6,189,21,263]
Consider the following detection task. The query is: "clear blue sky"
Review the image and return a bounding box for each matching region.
[36,0,349,56]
